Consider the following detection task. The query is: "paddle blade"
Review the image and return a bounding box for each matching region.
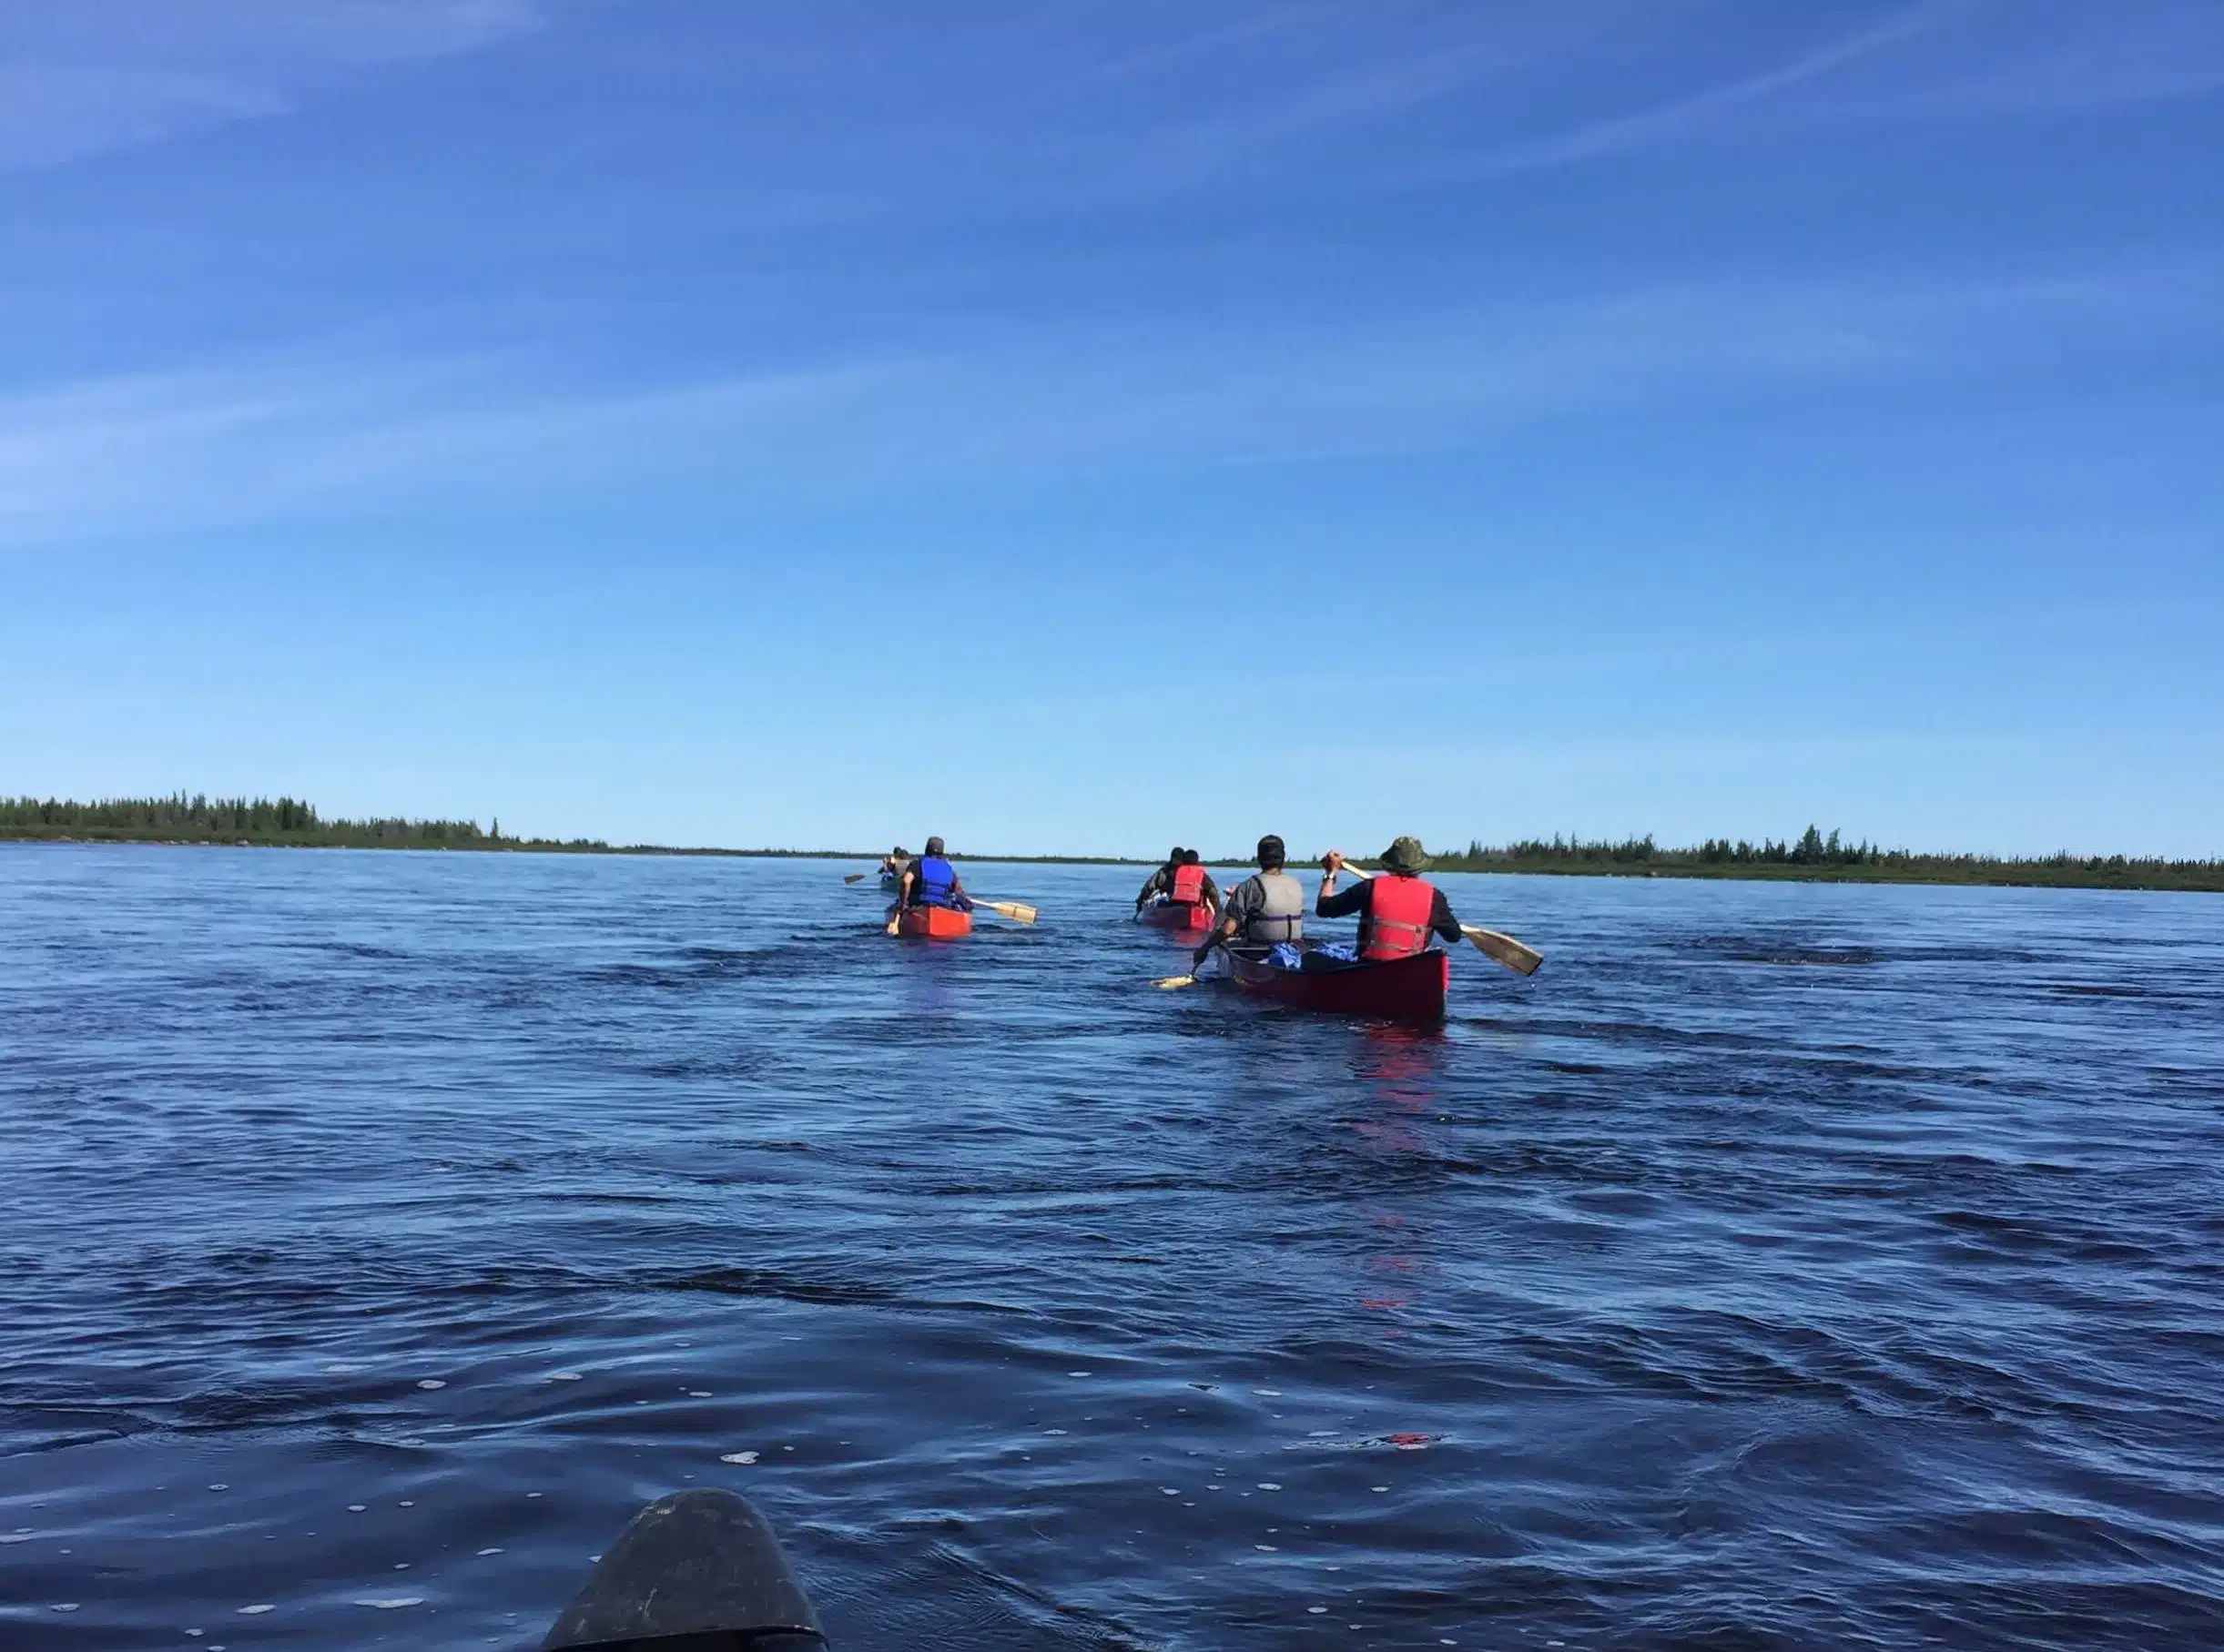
[1463,926,1542,976]
[843,872,867,884]
[978,899,1038,925]
[1153,973,1200,989]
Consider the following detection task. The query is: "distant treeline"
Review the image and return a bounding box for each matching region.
[1415,826,2224,893]
[0,795,605,852]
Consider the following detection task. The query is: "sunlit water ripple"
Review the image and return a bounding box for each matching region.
[4,846,2222,1649]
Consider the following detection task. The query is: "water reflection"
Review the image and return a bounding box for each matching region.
[1346,1026,1449,1337]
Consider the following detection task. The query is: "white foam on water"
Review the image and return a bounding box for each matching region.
[398,1500,413,1507]
[548,1372,582,1382]
[1253,1389,1282,1396]
[238,1604,274,1615]
[417,1380,446,1391]
[1258,1483,1282,1490]
[720,1451,758,1465]
[355,1597,424,1609]
[688,1391,713,1397]
[1255,1544,1277,1552]
[348,1505,366,1513]
[476,1547,503,1556]
[52,1603,79,1612]
[208,1483,228,1491]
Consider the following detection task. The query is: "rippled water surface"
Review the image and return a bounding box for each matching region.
[5,846,2224,1650]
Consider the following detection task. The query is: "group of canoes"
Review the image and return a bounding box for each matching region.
[871,831,1537,1024]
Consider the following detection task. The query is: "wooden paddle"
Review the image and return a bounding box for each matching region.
[1325,856,1543,977]
[845,872,868,884]
[885,898,1037,930]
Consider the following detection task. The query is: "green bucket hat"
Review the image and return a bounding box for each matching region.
[1380,836,1428,874]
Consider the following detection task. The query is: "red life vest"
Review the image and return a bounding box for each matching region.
[1362,874,1436,961]
[1171,864,1206,904]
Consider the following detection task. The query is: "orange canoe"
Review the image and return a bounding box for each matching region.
[891,904,972,939]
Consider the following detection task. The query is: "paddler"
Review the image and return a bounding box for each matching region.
[1190,834,1305,974]
[1133,846,1186,911]
[1318,836,1464,958]
[898,836,975,914]
[879,845,910,878]
[1169,849,1221,921]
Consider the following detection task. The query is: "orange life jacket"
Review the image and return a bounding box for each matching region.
[1171,863,1205,904]
[1362,874,1436,961]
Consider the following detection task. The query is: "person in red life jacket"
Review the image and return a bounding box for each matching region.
[899,836,975,912]
[1134,846,1186,911]
[1164,848,1221,919]
[1316,836,1462,959]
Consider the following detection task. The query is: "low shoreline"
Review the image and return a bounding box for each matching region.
[5,832,2219,893]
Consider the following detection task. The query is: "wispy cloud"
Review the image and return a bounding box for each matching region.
[4,265,2186,548]
[0,351,910,542]
[1443,0,2224,178]
[1457,3,1952,176]
[0,0,547,168]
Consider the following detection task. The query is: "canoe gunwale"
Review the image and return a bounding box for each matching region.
[1222,946,1448,1024]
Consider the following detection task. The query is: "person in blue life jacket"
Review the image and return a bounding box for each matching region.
[898,836,975,912]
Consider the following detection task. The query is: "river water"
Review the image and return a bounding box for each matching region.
[3,846,2222,1650]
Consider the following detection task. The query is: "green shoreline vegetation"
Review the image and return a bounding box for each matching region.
[5,796,2219,893]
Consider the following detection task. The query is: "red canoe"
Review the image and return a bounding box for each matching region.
[891,905,973,939]
[1226,948,1449,1025]
[1137,900,1213,933]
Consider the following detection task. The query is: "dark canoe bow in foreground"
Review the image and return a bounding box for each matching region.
[1224,947,1450,1025]
[546,1489,824,1650]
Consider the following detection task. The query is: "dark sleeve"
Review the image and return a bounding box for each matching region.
[1200,874,1221,902]
[1430,888,1462,942]
[1315,878,1369,918]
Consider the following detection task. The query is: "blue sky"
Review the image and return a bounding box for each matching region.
[2,1,2219,857]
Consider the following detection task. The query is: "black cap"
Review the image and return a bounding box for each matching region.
[925,836,946,856]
